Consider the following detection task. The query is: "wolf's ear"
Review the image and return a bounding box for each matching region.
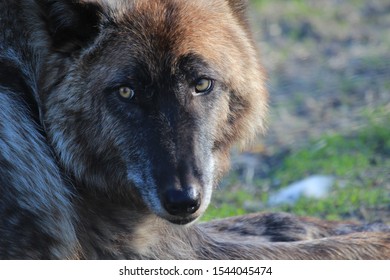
[226,0,248,14]
[38,0,103,53]
[226,0,250,30]
[226,0,250,26]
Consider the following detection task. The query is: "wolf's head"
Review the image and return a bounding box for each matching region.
[38,0,268,224]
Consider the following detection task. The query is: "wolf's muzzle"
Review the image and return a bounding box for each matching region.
[162,187,201,218]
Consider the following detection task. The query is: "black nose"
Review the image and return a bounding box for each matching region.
[163,188,201,217]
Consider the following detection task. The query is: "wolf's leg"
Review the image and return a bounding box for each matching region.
[200,212,389,242]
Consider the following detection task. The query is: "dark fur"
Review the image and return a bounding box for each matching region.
[0,0,389,259]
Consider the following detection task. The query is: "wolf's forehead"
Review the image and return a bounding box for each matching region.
[102,0,249,77]
[105,0,228,18]
[112,2,227,43]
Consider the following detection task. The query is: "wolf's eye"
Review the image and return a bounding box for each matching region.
[194,78,213,96]
[118,86,135,100]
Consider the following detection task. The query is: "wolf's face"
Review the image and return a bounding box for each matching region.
[41,0,268,224]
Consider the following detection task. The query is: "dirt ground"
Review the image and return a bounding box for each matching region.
[251,0,390,152]
[231,0,390,169]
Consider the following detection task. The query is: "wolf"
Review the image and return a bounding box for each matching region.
[0,0,389,259]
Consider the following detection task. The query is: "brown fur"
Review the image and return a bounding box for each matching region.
[0,0,389,259]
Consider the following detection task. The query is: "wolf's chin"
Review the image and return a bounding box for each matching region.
[164,215,200,225]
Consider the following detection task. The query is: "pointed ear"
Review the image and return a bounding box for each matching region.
[226,0,250,26]
[38,0,103,53]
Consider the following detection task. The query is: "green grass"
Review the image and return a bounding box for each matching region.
[282,183,389,221]
[203,109,390,222]
[202,189,268,221]
[252,0,314,13]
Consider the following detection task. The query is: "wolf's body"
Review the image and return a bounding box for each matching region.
[0,0,389,259]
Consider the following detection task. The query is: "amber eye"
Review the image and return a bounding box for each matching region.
[194,78,213,95]
[118,86,135,100]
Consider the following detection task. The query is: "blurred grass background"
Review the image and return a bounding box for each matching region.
[203,0,390,223]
